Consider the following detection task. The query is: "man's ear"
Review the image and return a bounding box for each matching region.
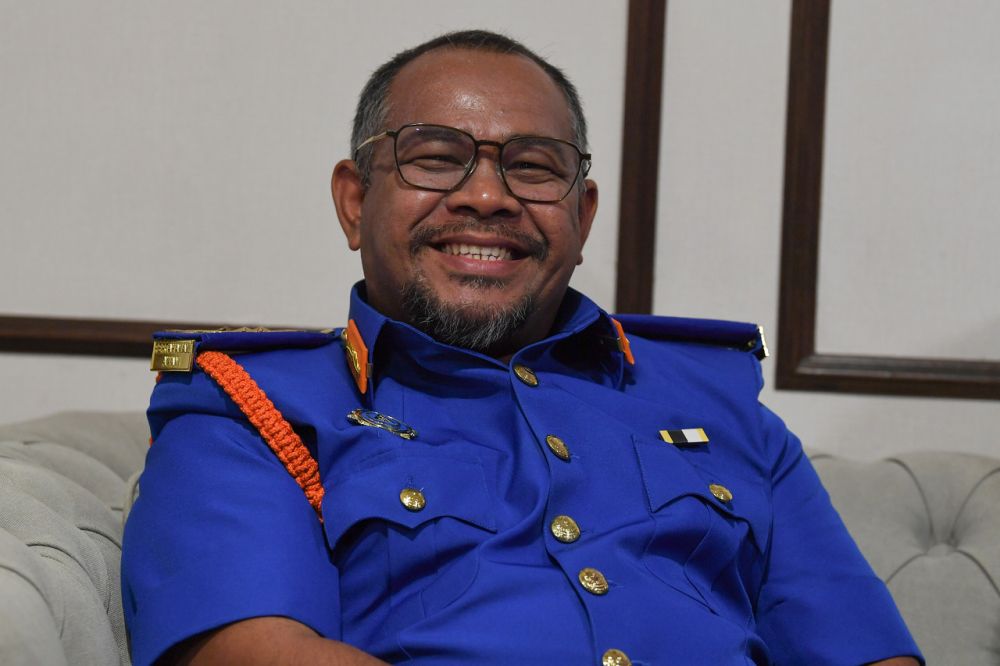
[332,159,364,251]
[576,178,599,264]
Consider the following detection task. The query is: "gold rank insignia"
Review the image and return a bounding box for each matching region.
[150,339,195,372]
[660,428,709,446]
[347,408,417,440]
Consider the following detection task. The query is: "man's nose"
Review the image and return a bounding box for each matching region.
[444,153,523,218]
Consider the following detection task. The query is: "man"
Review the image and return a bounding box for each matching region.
[123,31,922,665]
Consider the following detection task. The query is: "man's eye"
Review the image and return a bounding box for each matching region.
[506,162,563,182]
[406,154,466,168]
[508,161,556,173]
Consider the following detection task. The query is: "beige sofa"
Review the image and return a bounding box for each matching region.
[1,411,998,665]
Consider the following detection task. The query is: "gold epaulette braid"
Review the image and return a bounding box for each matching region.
[196,351,324,520]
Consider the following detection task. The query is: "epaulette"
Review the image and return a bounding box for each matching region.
[612,314,769,361]
[149,327,335,520]
[151,327,338,372]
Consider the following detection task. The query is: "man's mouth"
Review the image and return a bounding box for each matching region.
[437,243,516,261]
[411,221,546,261]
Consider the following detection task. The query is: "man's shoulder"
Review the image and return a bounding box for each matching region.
[614,313,769,361]
[150,327,340,372]
[147,327,357,438]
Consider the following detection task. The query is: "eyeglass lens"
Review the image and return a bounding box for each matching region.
[393,125,581,202]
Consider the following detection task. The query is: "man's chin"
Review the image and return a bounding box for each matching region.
[400,278,534,356]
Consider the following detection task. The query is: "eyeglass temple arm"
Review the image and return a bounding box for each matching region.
[353,131,391,160]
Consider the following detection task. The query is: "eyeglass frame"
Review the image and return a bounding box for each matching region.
[352,122,592,204]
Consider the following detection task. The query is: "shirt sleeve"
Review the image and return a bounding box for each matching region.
[121,412,340,666]
[754,405,924,665]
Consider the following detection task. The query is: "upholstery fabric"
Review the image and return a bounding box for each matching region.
[811,451,1000,665]
[0,412,148,666]
[0,410,997,664]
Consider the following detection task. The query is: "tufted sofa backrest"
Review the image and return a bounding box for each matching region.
[811,450,1000,665]
[0,412,148,666]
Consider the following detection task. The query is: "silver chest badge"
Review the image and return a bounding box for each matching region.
[347,408,417,440]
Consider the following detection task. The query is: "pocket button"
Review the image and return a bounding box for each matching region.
[399,488,426,512]
[708,483,733,503]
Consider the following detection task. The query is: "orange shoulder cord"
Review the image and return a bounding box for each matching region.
[196,351,325,520]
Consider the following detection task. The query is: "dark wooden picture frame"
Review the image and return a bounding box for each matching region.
[0,0,668,360]
[776,0,1000,400]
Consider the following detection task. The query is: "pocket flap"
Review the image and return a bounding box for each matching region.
[633,434,770,553]
[322,449,497,550]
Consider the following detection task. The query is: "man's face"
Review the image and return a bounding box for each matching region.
[335,48,598,356]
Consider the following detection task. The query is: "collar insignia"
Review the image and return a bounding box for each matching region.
[610,317,635,365]
[342,319,370,394]
[347,408,417,440]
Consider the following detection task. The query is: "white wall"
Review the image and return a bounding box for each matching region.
[2,1,997,462]
[655,0,999,459]
[0,1,626,422]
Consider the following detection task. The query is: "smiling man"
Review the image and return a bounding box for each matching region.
[122,31,922,665]
[333,44,597,361]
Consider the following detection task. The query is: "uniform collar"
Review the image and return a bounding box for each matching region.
[344,281,630,398]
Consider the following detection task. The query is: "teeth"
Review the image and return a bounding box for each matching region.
[441,243,512,261]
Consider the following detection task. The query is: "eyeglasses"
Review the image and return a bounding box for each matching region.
[354,123,592,203]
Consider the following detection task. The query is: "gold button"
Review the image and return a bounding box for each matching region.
[602,649,632,666]
[399,488,426,512]
[709,483,733,503]
[545,434,570,461]
[513,364,539,386]
[578,567,609,595]
[550,515,581,543]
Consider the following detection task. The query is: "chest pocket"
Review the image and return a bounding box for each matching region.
[322,447,498,630]
[633,434,772,622]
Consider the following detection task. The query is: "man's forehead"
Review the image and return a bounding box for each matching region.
[383,48,574,139]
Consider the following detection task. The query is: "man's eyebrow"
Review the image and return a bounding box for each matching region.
[506,134,567,144]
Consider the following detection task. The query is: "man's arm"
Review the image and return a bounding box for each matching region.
[163,617,388,666]
[123,413,347,666]
[870,659,920,666]
[753,405,924,664]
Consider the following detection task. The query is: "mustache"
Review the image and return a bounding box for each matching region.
[409,220,548,260]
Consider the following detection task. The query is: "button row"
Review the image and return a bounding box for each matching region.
[521,362,630,666]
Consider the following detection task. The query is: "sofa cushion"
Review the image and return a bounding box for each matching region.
[0,412,148,666]
[811,450,1000,666]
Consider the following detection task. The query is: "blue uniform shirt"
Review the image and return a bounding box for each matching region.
[122,284,922,665]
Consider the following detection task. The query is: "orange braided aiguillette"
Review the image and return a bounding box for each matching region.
[196,351,324,520]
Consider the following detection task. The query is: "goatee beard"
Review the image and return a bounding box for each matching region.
[400,274,534,356]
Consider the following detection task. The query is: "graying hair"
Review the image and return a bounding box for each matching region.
[350,30,589,187]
